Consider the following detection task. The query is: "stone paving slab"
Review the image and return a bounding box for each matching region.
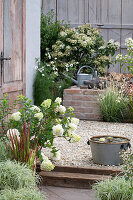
[39,186,96,200]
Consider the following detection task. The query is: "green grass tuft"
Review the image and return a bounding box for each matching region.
[0,160,37,190]
[99,87,128,122]
[93,177,133,200]
[0,188,45,200]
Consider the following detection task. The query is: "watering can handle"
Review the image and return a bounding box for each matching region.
[77,65,95,75]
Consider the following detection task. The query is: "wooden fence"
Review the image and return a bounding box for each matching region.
[42,0,133,73]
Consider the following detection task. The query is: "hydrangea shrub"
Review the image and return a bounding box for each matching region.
[116,38,133,72]
[0,95,81,171]
[42,24,120,76]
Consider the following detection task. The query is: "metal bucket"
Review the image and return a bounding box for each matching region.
[87,135,131,166]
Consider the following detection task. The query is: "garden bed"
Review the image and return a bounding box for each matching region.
[43,120,133,170]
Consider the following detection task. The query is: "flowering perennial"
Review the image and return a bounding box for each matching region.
[1,95,81,171]
[10,112,21,121]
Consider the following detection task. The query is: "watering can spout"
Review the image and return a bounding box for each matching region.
[63,73,78,85]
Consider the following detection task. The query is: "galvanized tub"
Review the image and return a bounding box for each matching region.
[87,135,131,166]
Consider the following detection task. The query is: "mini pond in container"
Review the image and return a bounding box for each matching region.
[87,135,131,166]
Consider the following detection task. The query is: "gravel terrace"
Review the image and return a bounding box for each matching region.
[43,120,133,170]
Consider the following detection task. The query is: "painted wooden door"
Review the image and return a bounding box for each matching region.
[0,0,26,101]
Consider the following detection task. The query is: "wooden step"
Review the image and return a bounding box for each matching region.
[53,165,122,177]
[39,171,112,189]
[37,164,121,176]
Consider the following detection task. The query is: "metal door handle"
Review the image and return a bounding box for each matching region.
[0,56,11,61]
[0,52,11,61]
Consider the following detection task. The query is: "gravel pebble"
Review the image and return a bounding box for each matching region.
[43,120,133,170]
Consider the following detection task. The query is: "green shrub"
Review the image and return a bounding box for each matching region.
[0,160,36,190]
[33,60,73,105]
[41,9,62,61]
[99,87,128,122]
[34,10,72,104]
[0,188,44,200]
[93,177,133,200]
[46,24,119,76]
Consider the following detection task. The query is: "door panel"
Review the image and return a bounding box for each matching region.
[0,0,26,100]
[0,0,3,87]
[3,0,23,83]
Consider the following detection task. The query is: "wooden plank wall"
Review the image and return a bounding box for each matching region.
[42,0,133,73]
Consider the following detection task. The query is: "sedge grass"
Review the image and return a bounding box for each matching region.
[93,177,133,200]
[0,160,37,190]
[0,188,45,200]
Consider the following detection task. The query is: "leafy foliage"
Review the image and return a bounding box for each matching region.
[0,94,14,138]
[41,9,62,62]
[116,38,133,73]
[34,10,72,104]
[33,60,73,105]
[0,140,11,161]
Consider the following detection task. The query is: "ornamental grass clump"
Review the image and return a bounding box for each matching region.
[6,125,40,171]
[0,160,36,190]
[99,86,128,122]
[93,177,133,200]
[0,188,44,200]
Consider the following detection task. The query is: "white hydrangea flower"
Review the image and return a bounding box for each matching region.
[52,124,64,136]
[10,112,21,121]
[60,31,67,37]
[125,38,133,50]
[71,118,79,125]
[50,150,61,161]
[7,129,20,140]
[70,133,82,143]
[55,97,62,105]
[55,105,66,114]
[30,105,41,112]
[114,42,120,48]
[41,99,52,108]
[69,123,77,132]
[115,54,123,61]
[41,153,49,162]
[108,39,114,44]
[34,112,43,121]
[99,46,105,50]
[41,160,55,171]
[68,106,74,112]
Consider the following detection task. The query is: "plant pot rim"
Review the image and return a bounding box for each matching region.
[89,135,130,144]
